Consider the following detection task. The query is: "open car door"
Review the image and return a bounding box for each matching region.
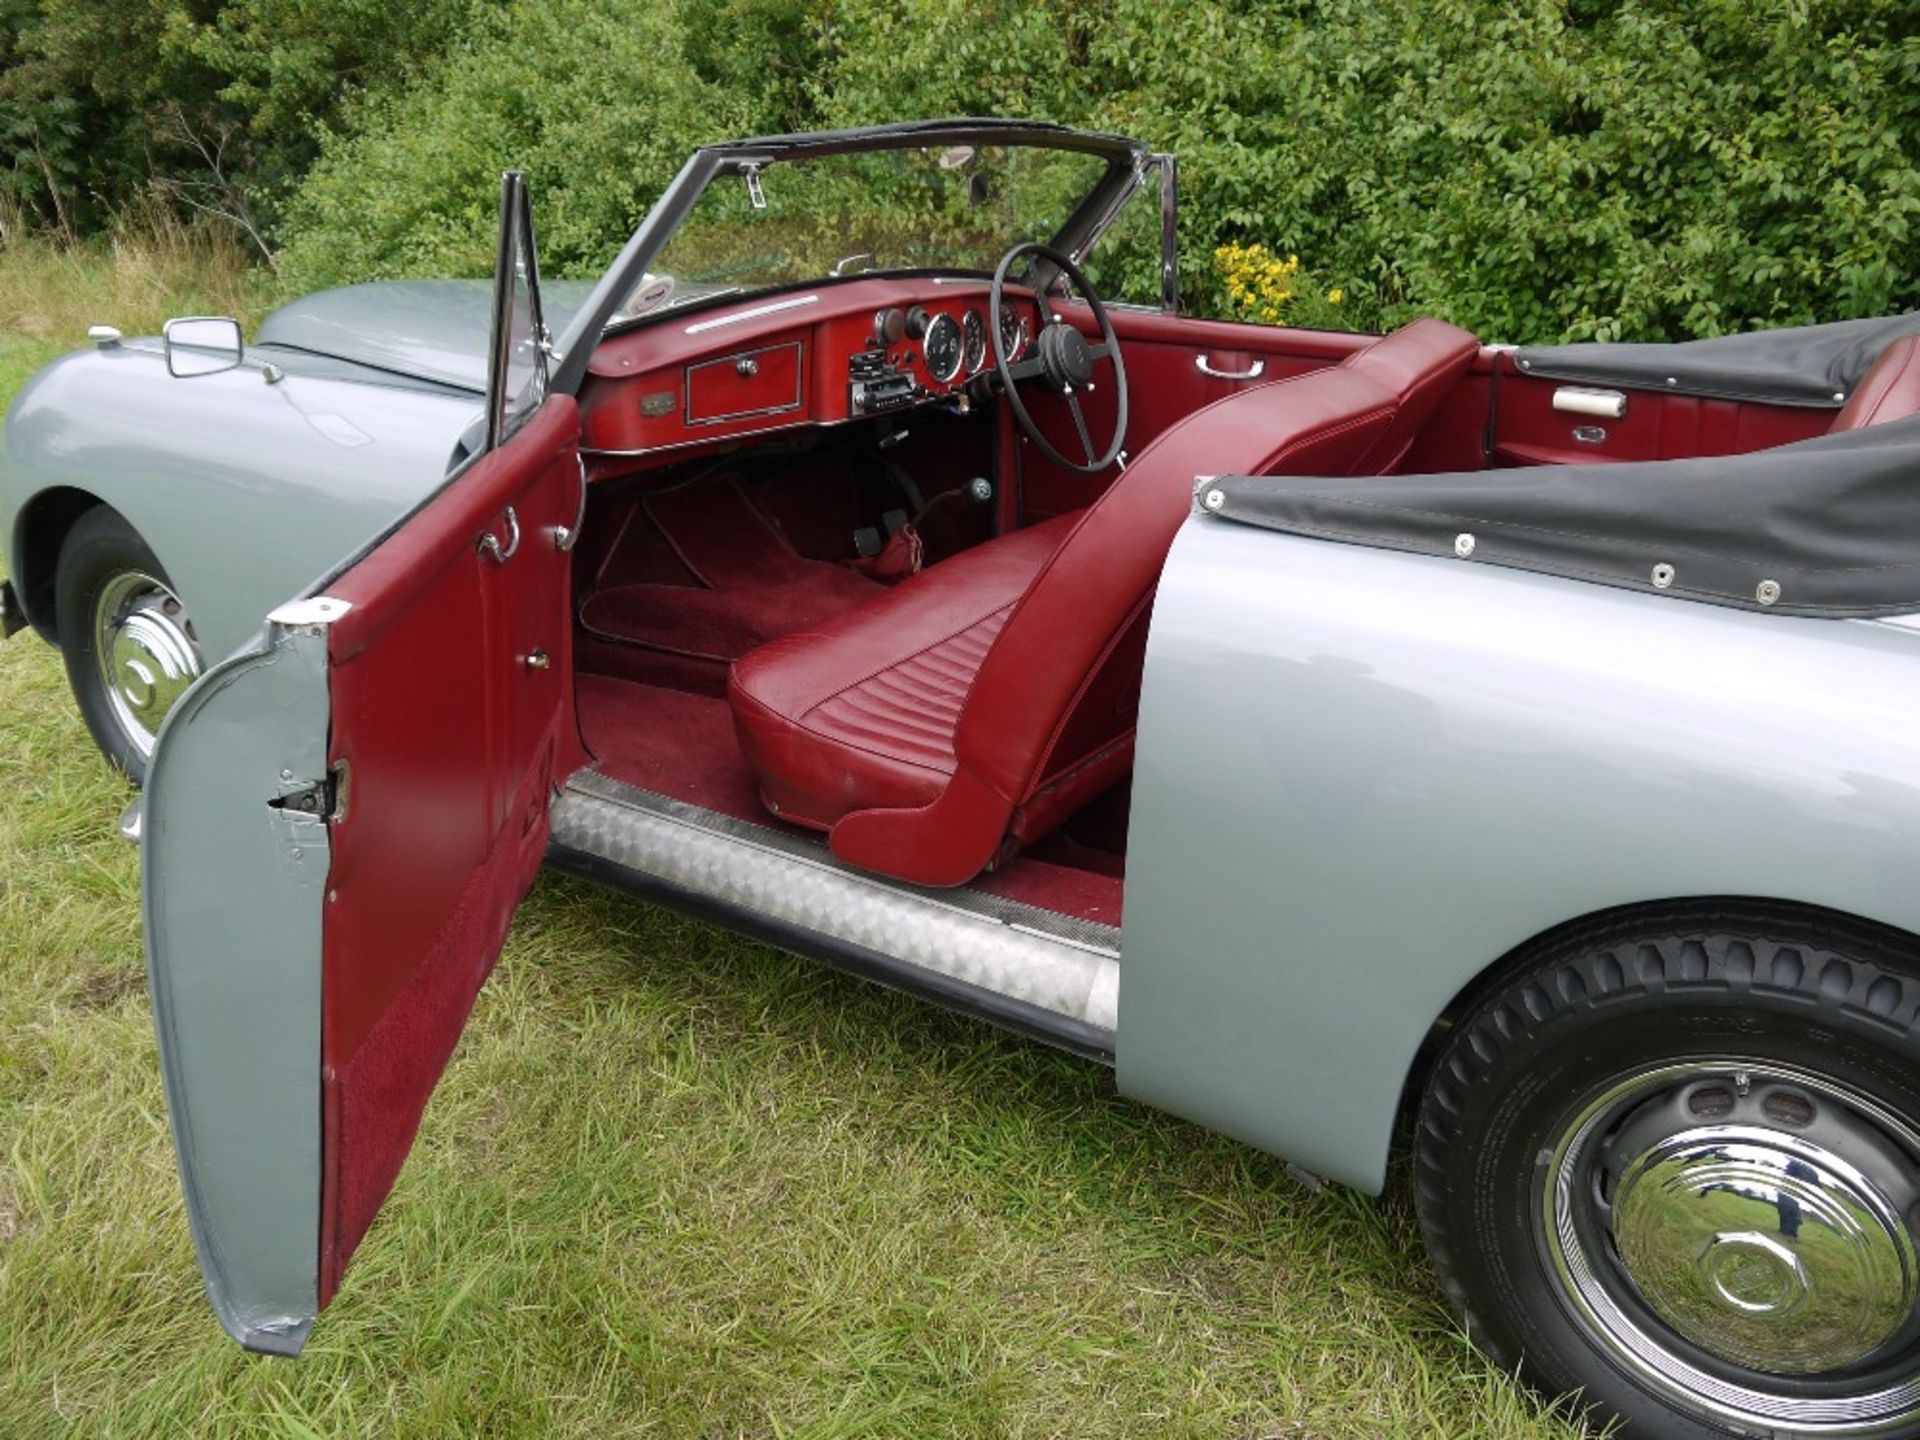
[140,173,581,1353]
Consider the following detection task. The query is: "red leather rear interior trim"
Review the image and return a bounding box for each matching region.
[317,399,578,1304]
[1491,351,1829,465]
[1832,336,1920,431]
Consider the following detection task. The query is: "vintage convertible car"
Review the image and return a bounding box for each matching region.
[7,119,1920,1438]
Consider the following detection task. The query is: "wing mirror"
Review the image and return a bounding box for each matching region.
[163,316,244,378]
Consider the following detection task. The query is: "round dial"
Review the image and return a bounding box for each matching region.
[923,312,964,384]
[961,309,987,373]
[998,305,1030,362]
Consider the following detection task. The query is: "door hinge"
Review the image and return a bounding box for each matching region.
[269,761,349,823]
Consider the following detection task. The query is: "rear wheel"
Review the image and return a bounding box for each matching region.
[1416,907,1920,1437]
[54,507,204,784]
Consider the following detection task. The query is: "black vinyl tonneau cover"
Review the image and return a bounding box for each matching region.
[1514,312,1920,409]
[1205,413,1920,619]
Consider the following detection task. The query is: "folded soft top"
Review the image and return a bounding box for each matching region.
[1514,312,1920,409]
[1204,413,1920,619]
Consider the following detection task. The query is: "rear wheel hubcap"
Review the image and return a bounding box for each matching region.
[1545,1060,1920,1433]
[93,571,202,760]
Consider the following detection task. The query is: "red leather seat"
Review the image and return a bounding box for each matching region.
[1832,336,1920,431]
[730,318,1480,885]
[728,512,1079,827]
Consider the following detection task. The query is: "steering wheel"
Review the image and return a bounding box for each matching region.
[989,242,1130,475]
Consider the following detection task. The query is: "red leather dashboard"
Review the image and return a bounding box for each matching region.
[578,278,1039,463]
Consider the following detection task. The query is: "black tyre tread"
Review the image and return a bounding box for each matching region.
[54,505,167,783]
[1413,899,1920,1428]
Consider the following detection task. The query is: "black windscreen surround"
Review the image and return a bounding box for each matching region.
[1513,311,1920,408]
[1203,413,1920,618]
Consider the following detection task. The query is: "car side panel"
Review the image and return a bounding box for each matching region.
[1121,514,1920,1191]
[1,344,478,662]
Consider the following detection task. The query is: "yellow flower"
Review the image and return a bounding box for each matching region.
[1327,288,1344,305]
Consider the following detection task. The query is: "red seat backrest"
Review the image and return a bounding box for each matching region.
[1831,336,1920,432]
[1340,318,1483,471]
[829,319,1479,885]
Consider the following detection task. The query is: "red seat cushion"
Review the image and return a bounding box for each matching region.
[1832,336,1920,432]
[730,514,1078,828]
[731,319,1480,884]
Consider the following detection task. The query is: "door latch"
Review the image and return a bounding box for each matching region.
[270,761,349,823]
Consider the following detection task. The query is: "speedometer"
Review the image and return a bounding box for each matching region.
[923,312,963,384]
[961,309,987,374]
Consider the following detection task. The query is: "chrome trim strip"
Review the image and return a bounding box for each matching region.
[684,294,820,334]
[1157,152,1179,314]
[550,772,1120,1030]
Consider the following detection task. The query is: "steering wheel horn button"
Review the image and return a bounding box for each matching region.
[1040,322,1095,389]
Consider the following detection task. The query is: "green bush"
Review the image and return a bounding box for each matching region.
[9,0,1918,343]
[813,0,1920,341]
[276,0,825,290]
[0,0,493,241]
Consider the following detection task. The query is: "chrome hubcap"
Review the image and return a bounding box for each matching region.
[1545,1061,1920,1434]
[92,571,202,759]
[1612,1125,1915,1373]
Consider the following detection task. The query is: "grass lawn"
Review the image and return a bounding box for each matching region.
[0,240,1584,1438]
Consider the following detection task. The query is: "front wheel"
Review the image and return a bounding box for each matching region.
[1416,907,1920,1438]
[54,507,205,785]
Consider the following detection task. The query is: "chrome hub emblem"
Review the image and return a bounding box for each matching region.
[1698,1230,1807,1316]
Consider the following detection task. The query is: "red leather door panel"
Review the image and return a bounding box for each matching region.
[1018,302,1372,518]
[314,398,579,1303]
[1491,353,1829,465]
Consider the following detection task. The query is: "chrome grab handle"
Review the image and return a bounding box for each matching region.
[1552,386,1627,419]
[1196,354,1265,381]
[478,505,520,564]
[555,458,588,553]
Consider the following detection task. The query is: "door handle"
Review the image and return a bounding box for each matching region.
[1552,386,1627,419]
[1196,354,1265,381]
[554,457,588,552]
[478,506,521,564]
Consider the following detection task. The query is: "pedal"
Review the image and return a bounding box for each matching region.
[881,507,910,538]
[852,525,883,558]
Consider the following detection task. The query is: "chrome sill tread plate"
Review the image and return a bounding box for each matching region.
[548,771,1120,1055]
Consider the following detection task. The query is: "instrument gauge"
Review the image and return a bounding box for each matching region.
[998,305,1031,363]
[961,309,987,373]
[923,312,964,384]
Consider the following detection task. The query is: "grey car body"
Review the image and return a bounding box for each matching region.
[6,118,1919,1438]
[1,279,590,661]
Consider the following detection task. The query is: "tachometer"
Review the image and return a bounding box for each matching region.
[923,312,964,384]
[962,309,987,374]
[998,305,1031,363]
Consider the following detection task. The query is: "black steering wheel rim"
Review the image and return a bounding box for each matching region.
[989,242,1130,476]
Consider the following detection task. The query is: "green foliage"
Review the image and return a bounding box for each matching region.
[275,0,791,289]
[812,0,1920,340]
[0,0,493,241]
[6,0,1919,342]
